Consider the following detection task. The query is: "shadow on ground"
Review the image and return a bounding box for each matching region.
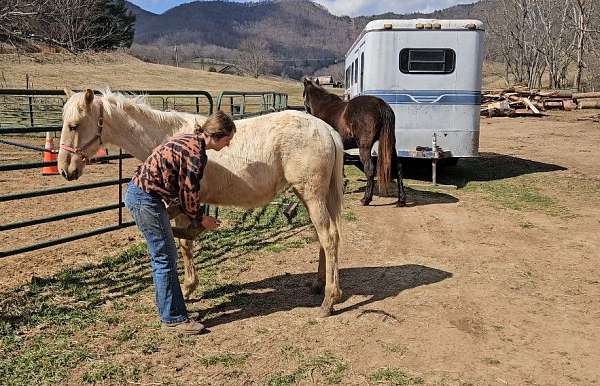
[402,152,567,188]
[346,152,567,205]
[347,185,459,207]
[198,264,452,328]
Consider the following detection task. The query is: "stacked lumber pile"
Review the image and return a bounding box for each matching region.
[577,114,600,123]
[481,87,600,118]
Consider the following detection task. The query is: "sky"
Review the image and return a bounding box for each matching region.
[129,0,479,17]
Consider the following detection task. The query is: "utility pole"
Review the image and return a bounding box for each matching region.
[174,45,179,67]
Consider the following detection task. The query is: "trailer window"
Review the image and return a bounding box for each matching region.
[360,52,364,93]
[399,49,455,74]
[345,66,350,88]
[354,58,359,84]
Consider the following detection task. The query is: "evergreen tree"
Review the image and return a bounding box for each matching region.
[94,0,136,50]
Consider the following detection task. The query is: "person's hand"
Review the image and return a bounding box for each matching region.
[200,215,221,231]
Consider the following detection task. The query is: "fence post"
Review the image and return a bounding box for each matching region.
[118,149,123,226]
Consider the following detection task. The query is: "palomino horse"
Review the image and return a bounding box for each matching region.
[303,78,406,207]
[58,89,344,316]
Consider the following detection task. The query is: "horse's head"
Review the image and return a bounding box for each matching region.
[58,89,105,180]
[302,77,320,114]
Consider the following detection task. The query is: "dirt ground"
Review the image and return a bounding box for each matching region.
[1,109,600,385]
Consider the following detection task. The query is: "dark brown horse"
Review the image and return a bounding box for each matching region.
[303,78,406,206]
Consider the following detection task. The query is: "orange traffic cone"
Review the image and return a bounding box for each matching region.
[92,146,109,164]
[42,132,59,175]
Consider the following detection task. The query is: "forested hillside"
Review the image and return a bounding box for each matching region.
[126,0,494,79]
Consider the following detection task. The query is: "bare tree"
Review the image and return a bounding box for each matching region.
[0,0,44,48]
[570,0,600,91]
[234,38,274,78]
[485,0,600,90]
[530,0,576,89]
[1,0,134,53]
[486,0,547,88]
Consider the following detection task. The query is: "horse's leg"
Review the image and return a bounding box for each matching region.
[174,215,198,300]
[292,188,325,294]
[302,195,342,316]
[311,248,326,294]
[359,146,376,206]
[395,158,407,207]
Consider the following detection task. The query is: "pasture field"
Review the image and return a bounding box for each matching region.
[0,52,310,105]
[1,54,600,385]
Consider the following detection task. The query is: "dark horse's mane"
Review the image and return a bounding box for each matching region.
[308,86,343,103]
[303,79,406,207]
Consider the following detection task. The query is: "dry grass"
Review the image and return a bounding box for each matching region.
[0,52,310,105]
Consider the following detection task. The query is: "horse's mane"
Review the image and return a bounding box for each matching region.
[98,88,203,127]
[308,83,343,104]
[99,88,149,115]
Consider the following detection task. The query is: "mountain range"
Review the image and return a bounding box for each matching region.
[125,0,494,77]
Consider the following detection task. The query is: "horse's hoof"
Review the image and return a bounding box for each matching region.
[360,198,371,206]
[319,306,333,318]
[182,288,193,300]
[397,200,406,207]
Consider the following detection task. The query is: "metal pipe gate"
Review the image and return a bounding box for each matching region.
[0,89,288,258]
[0,89,215,258]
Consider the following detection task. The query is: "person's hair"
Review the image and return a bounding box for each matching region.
[195,110,236,138]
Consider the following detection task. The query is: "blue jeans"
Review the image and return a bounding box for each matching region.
[124,181,188,324]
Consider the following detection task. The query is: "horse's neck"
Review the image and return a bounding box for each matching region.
[312,92,345,124]
[103,104,199,160]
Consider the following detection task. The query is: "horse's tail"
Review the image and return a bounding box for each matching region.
[377,102,396,193]
[327,129,344,240]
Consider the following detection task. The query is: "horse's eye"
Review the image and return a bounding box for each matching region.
[69,124,79,131]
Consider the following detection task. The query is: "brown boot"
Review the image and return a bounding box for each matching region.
[162,319,206,335]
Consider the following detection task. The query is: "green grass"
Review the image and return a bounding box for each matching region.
[304,353,349,384]
[265,352,349,385]
[381,342,408,355]
[463,178,563,215]
[343,210,358,222]
[198,352,250,367]
[369,367,424,385]
[0,336,94,386]
[82,362,141,384]
[114,326,136,342]
[0,194,312,386]
[267,370,305,386]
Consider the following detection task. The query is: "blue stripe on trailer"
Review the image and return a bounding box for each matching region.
[363,90,481,105]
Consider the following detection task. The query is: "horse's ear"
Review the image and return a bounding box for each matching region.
[303,77,310,86]
[315,78,320,86]
[84,89,94,106]
[63,88,74,98]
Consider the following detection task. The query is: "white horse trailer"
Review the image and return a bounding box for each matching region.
[344,19,485,181]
